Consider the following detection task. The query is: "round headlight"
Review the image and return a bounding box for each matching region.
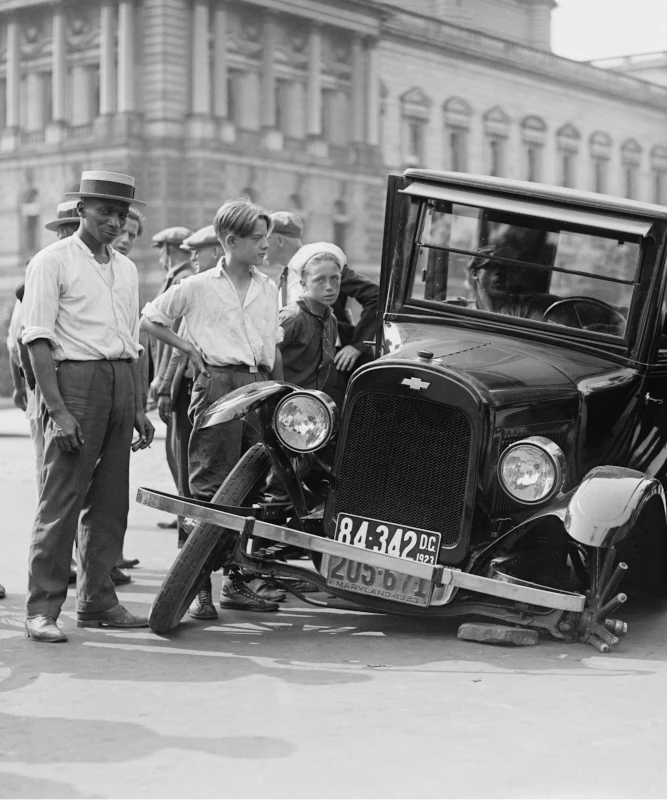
[498,436,565,505]
[274,391,339,453]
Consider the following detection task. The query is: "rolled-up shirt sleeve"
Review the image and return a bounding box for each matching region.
[141,282,191,328]
[21,252,62,350]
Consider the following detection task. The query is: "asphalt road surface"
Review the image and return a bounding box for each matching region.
[2,411,667,799]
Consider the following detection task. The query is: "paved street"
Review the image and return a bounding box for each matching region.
[2,410,667,799]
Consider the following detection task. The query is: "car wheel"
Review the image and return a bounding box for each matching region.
[148,443,271,634]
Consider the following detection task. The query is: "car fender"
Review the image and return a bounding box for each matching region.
[561,466,666,547]
[202,381,297,429]
[505,465,666,549]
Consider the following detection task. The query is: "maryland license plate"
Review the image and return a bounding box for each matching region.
[326,514,442,607]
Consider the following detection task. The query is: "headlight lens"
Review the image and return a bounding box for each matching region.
[498,436,565,505]
[274,391,339,453]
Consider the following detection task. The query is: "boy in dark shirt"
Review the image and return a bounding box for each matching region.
[278,244,343,391]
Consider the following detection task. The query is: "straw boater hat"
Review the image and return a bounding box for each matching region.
[44,200,80,232]
[65,170,146,206]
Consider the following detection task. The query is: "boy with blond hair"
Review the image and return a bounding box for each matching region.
[141,197,284,615]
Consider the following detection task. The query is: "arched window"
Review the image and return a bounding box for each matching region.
[521,116,547,182]
[621,139,642,199]
[443,97,472,173]
[651,145,667,205]
[400,87,432,167]
[556,124,581,188]
[589,131,612,194]
[483,106,510,177]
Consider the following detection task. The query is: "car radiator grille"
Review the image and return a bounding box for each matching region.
[332,392,472,548]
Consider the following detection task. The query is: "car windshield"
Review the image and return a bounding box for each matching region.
[409,200,642,338]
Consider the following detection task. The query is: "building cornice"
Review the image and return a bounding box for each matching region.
[382,9,667,111]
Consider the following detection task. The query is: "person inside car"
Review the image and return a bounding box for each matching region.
[467,245,559,321]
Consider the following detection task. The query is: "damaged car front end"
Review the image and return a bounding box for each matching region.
[138,170,667,652]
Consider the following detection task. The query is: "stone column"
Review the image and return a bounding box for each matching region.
[365,39,380,147]
[213,3,234,142]
[2,15,21,149]
[191,0,210,115]
[25,71,44,132]
[189,0,215,138]
[351,34,364,144]
[306,25,325,156]
[99,0,116,116]
[71,66,92,125]
[117,0,135,113]
[261,13,281,149]
[51,2,67,123]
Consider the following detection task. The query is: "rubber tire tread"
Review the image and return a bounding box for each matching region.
[148,443,271,633]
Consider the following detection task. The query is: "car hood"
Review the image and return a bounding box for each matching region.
[382,321,637,408]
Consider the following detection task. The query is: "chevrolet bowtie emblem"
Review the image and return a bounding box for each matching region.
[402,376,430,391]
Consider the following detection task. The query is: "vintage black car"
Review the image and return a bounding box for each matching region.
[138,170,667,652]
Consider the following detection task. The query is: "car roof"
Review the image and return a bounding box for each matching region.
[404,169,667,221]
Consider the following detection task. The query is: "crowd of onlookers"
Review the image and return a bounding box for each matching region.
[3,170,379,643]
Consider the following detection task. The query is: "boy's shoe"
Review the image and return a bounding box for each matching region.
[219,576,279,612]
[0,581,6,599]
[189,588,218,620]
[247,577,286,603]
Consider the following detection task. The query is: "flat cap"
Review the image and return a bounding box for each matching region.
[181,225,219,251]
[270,211,303,239]
[152,226,194,248]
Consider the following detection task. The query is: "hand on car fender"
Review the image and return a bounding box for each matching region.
[334,345,362,372]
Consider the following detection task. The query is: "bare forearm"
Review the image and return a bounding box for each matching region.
[270,346,284,381]
[28,339,67,416]
[141,318,194,359]
[9,357,24,394]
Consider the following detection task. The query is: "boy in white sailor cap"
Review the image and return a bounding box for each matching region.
[21,171,155,642]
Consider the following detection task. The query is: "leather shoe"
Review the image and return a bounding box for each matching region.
[157,519,178,529]
[0,581,5,599]
[110,566,132,585]
[25,615,67,643]
[77,604,148,628]
[117,556,140,569]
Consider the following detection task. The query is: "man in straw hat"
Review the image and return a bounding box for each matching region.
[21,170,154,642]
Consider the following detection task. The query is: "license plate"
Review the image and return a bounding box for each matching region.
[326,514,442,607]
[333,514,441,565]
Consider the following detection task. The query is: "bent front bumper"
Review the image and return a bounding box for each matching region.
[137,488,585,614]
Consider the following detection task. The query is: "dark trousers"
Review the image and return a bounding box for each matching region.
[188,367,266,503]
[26,360,135,618]
[172,378,193,545]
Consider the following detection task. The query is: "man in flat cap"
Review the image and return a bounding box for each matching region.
[21,170,154,642]
[265,211,303,307]
[155,225,223,552]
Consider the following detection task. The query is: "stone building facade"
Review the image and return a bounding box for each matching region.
[0,0,666,299]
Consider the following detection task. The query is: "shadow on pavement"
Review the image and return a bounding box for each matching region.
[0,711,294,765]
[0,771,104,799]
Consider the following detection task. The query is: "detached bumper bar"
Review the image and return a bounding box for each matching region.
[137,488,585,614]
